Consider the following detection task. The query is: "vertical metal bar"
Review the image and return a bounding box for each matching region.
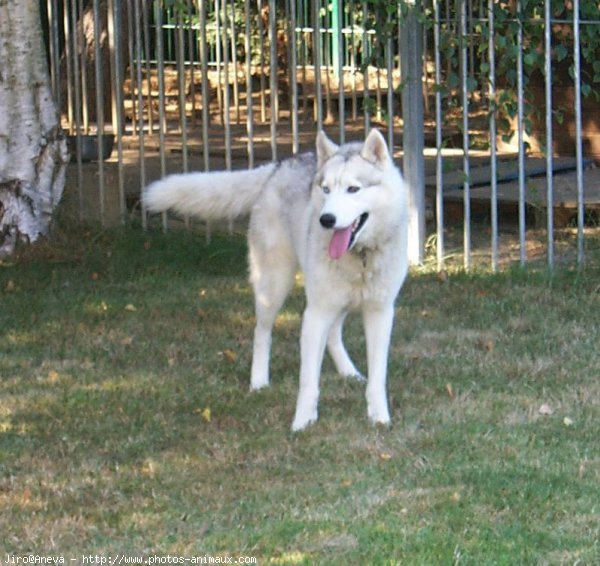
[488,0,498,271]
[313,0,323,130]
[223,0,233,234]
[434,0,444,271]
[289,0,299,153]
[386,8,394,151]
[69,0,84,219]
[335,0,344,143]
[230,0,241,124]
[125,0,135,136]
[155,2,167,231]
[421,9,428,117]
[134,0,147,229]
[198,0,210,172]
[244,0,255,167]
[362,0,369,132]
[349,0,357,120]
[142,0,153,135]
[78,0,90,134]
[269,0,278,160]
[300,2,310,121]
[573,0,585,266]
[401,1,425,265]
[517,0,526,266]
[544,0,554,268]
[460,0,471,270]
[375,38,382,123]
[221,0,232,170]
[187,0,197,127]
[107,0,116,135]
[93,0,106,225]
[257,0,267,123]
[198,0,211,242]
[176,7,188,173]
[214,0,223,123]
[109,0,125,222]
[323,4,332,123]
[48,0,61,108]
[63,3,74,134]
[155,2,166,168]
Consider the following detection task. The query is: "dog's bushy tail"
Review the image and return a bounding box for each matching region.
[143,163,276,220]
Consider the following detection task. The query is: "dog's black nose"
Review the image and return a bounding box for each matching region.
[320,213,336,229]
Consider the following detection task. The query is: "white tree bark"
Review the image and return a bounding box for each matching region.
[0,0,68,256]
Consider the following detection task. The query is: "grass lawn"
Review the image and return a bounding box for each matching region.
[0,224,598,564]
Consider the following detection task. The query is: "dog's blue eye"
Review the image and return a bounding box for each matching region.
[347,186,361,193]
[322,186,330,194]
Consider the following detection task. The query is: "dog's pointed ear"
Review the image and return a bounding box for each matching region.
[316,130,339,166]
[361,129,390,166]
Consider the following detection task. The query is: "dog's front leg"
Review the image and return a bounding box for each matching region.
[363,304,395,425]
[292,306,336,431]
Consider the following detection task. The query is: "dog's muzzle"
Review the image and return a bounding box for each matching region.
[319,212,369,260]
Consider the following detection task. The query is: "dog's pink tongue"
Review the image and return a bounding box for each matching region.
[328,226,353,260]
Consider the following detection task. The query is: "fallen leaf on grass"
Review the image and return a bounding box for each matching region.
[379,452,392,461]
[445,382,455,399]
[450,491,461,503]
[22,488,31,505]
[124,304,137,312]
[48,370,60,382]
[195,407,211,422]
[221,349,237,363]
[120,335,134,346]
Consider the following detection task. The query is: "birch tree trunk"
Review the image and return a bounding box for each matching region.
[0,0,68,256]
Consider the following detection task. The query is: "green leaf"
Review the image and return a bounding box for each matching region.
[524,51,537,67]
[555,109,564,125]
[582,83,592,98]
[448,72,461,89]
[466,76,478,92]
[555,44,568,63]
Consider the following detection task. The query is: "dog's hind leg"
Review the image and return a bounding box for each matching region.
[327,313,364,381]
[248,242,296,391]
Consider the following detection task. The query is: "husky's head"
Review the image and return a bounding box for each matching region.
[314,129,400,260]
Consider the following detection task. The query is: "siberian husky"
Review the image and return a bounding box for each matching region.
[144,129,409,431]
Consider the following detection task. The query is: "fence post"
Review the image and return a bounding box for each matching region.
[400,1,425,265]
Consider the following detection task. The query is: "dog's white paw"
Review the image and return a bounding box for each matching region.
[292,406,318,432]
[344,371,366,383]
[369,412,391,427]
[367,396,390,426]
[249,376,269,391]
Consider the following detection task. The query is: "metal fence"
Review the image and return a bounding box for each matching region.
[45,0,600,270]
